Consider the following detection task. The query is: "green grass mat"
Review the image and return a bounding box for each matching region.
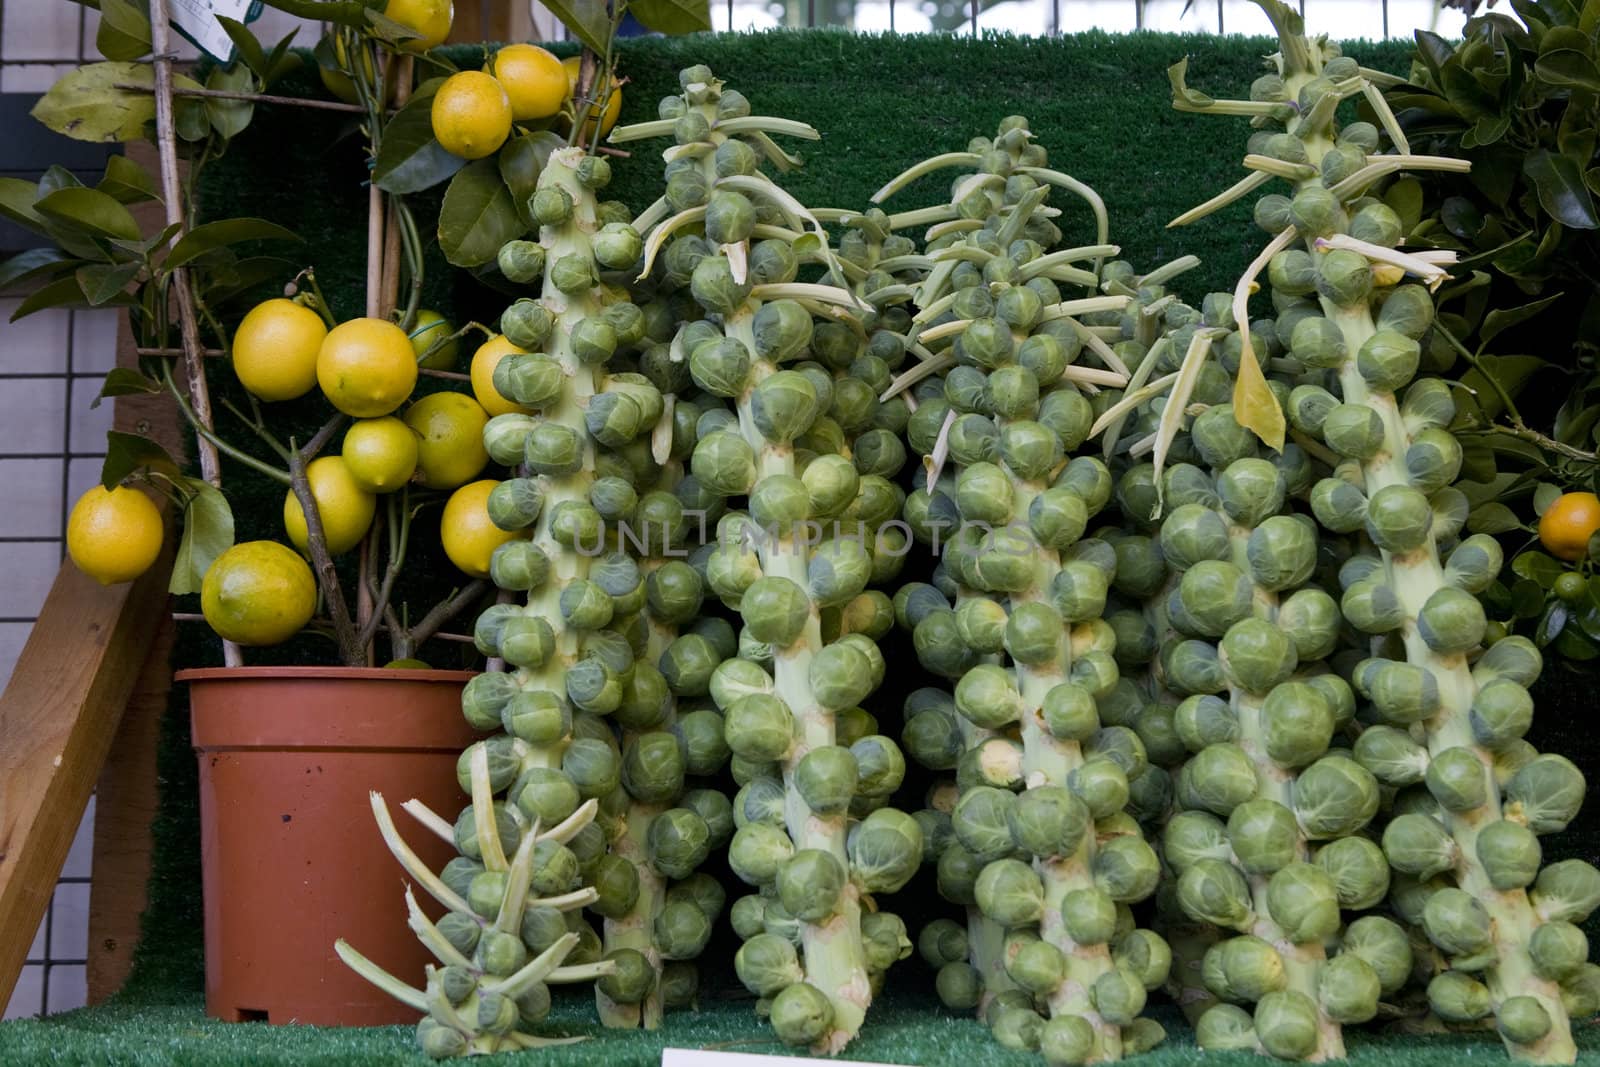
[5,993,1599,1066]
[9,25,1600,1066]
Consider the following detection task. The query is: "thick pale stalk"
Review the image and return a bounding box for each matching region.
[728,309,870,1053]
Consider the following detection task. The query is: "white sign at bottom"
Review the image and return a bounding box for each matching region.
[663,1051,904,1067]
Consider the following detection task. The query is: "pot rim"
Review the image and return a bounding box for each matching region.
[176,666,477,684]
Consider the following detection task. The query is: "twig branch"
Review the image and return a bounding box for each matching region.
[149,0,239,666]
[407,580,489,651]
[115,82,367,114]
[287,442,363,666]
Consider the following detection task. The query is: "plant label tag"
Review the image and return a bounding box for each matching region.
[662,1051,903,1067]
[168,0,260,63]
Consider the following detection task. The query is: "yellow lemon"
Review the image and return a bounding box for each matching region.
[490,43,568,121]
[470,334,532,417]
[383,0,453,50]
[67,485,163,585]
[317,317,418,418]
[404,391,489,490]
[341,416,420,493]
[201,540,317,646]
[283,455,376,556]
[231,298,328,402]
[441,479,525,578]
[431,71,512,161]
[562,56,622,140]
[385,657,433,669]
[410,310,459,370]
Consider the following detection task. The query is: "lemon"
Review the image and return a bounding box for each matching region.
[470,334,532,418]
[283,455,377,556]
[383,0,452,50]
[342,416,420,493]
[410,310,459,370]
[432,71,512,161]
[562,56,622,140]
[231,298,328,402]
[441,479,526,579]
[385,657,433,669]
[317,317,418,418]
[490,44,568,121]
[67,485,163,585]
[201,541,317,646]
[404,391,489,490]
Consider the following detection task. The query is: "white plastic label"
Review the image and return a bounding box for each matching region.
[662,1051,903,1067]
[168,0,256,62]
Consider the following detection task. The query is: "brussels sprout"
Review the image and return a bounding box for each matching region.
[1093,835,1161,902]
[1313,835,1390,911]
[1061,886,1118,945]
[1505,754,1587,834]
[975,858,1046,927]
[1178,858,1253,930]
[1008,784,1091,858]
[1006,936,1068,996]
[1092,966,1147,1026]
[1356,330,1421,394]
[647,807,711,880]
[1178,561,1253,638]
[1338,915,1411,994]
[937,961,983,1011]
[1246,989,1317,1060]
[1322,404,1386,461]
[1366,660,1441,724]
[1426,745,1489,813]
[1245,516,1317,592]
[1353,725,1429,786]
[1477,819,1542,890]
[1197,1003,1259,1051]
[1220,618,1298,694]
[1423,886,1493,957]
[1261,680,1334,768]
[1179,743,1258,817]
[848,808,923,894]
[1295,755,1379,838]
[1530,921,1590,982]
[1265,863,1340,943]
[1227,799,1299,875]
[1429,971,1493,1022]
[1175,694,1238,752]
[1533,860,1600,924]
[1069,757,1130,819]
[769,980,834,1047]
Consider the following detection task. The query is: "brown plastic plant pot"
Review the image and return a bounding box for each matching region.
[181,666,481,1027]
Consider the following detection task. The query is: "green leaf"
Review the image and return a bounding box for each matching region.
[1385,177,1424,234]
[202,255,299,305]
[1481,292,1564,346]
[1553,624,1600,659]
[499,131,561,223]
[94,368,161,409]
[1536,601,1569,644]
[206,64,255,141]
[1415,30,1456,86]
[75,261,141,305]
[1454,354,1549,423]
[438,159,522,269]
[364,9,425,44]
[1512,577,1547,618]
[262,32,302,87]
[1468,501,1526,534]
[164,218,301,272]
[1513,548,1564,586]
[1533,481,1564,516]
[35,186,142,241]
[39,166,84,197]
[1539,46,1600,90]
[170,480,234,596]
[0,177,49,236]
[372,82,465,194]
[97,154,158,204]
[101,431,178,490]
[0,248,76,291]
[96,0,152,61]
[629,0,712,34]
[10,276,90,320]
[31,62,157,143]
[541,0,611,55]
[216,15,269,77]
[1524,148,1600,229]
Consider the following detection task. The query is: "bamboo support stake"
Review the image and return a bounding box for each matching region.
[148,0,240,667]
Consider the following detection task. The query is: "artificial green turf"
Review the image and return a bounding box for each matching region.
[9,25,1600,1067]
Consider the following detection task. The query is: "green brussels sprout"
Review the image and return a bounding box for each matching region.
[1179,743,1258,817]
[1093,834,1161,902]
[1058,886,1117,946]
[1220,619,1298,694]
[1534,859,1600,931]
[1505,754,1587,833]
[1497,995,1554,1045]
[1341,578,1403,634]
[1002,783,1087,859]
[1530,921,1590,981]
[975,857,1045,927]
[1322,404,1386,461]
[1227,799,1299,875]
[1423,886,1494,957]
[647,807,711,880]
[1178,561,1253,639]
[1309,475,1369,534]
[1313,835,1390,911]
[1316,249,1374,307]
[1295,755,1379,838]
[1477,819,1542,891]
[1158,504,1230,571]
[1051,559,1111,623]
[1287,384,1338,436]
[1288,315,1347,371]
[1353,725,1429,786]
[1414,586,1488,655]
[1277,588,1341,661]
[1268,248,1317,295]
[1265,863,1340,943]
[621,731,686,805]
[1092,966,1147,1027]
[654,899,713,961]
[1245,515,1316,592]
[1364,484,1434,553]
[1068,756,1130,819]
[919,918,969,969]
[1313,953,1380,1026]
[1178,858,1253,930]
[1356,330,1421,394]
[1216,458,1285,529]
[723,693,794,764]
[860,910,912,974]
[1446,534,1505,594]
[1364,659,1441,724]
[1337,915,1411,995]
[1428,971,1493,1022]
[1425,745,1489,813]
[1134,702,1186,765]
[1255,990,1320,1060]
[809,640,879,711]
[1223,935,1292,1002]
[1262,680,1333,768]
[776,849,847,924]
[1174,694,1237,753]
[936,961,982,1011]
[848,808,923,893]
[1197,1004,1259,1051]
[769,981,834,1047]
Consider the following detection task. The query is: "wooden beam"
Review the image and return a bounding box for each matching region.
[448,0,536,43]
[0,551,174,1008]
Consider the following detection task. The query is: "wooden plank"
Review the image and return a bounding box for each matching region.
[448,0,537,43]
[85,138,188,1005]
[0,550,174,1008]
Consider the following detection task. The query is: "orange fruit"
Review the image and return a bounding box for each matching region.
[470,335,533,417]
[441,479,526,578]
[1539,492,1600,562]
